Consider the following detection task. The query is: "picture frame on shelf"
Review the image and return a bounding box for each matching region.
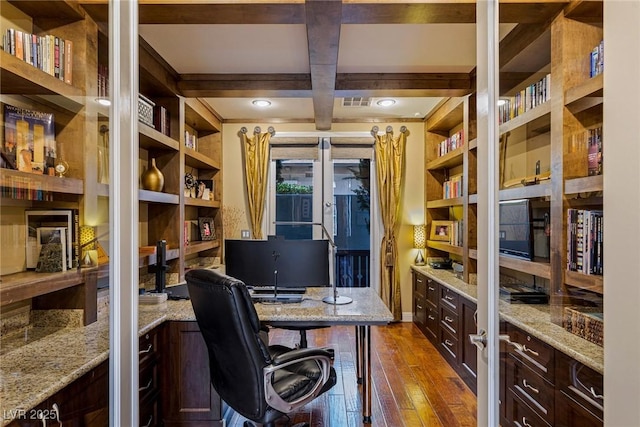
[430,220,454,242]
[198,217,215,241]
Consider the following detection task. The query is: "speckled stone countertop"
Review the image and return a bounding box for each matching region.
[411,265,604,374]
[0,286,392,425]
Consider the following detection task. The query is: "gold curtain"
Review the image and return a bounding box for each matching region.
[240,127,273,239]
[373,126,408,321]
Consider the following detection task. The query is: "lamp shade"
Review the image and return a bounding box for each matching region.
[413,224,426,249]
[80,225,96,250]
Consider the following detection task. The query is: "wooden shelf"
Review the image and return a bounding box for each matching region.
[0,51,84,112]
[0,269,88,307]
[427,241,463,256]
[468,194,478,204]
[7,0,85,21]
[185,197,220,208]
[427,197,464,209]
[0,169,84,195]
[499,101,551,136]
[565,270,603,295]
[565,74,603,114]
[469,138,478,150]
[426,147,464,170]
[565,175,603,195]
[426,97,464,132]
[184,98,221,136]
[139,248,180,268]
[138,189,180,204]
[184,148,220,170]
[499,255,551,279]
[185,240,220,256]
[499,181,552,201]
[139,123,180,151]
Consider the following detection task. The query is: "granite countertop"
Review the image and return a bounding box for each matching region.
[411,265,604,374]
[0,286,392,425]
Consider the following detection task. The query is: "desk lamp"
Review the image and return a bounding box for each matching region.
[413,224,426,266]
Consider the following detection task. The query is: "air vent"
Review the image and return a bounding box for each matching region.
[342,97,371,107]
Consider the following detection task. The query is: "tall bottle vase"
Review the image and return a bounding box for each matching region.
[141,158,165,192]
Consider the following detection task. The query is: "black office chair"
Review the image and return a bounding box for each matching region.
[186,269,337,427]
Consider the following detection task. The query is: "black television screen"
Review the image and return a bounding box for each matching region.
[499,199,534,260]
[225,239,330,287]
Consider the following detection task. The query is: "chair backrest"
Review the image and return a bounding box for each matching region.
[186,269,272,421]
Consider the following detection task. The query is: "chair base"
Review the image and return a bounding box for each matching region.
[243,421,309,427]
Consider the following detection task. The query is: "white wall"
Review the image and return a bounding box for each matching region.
[222,121,424,316]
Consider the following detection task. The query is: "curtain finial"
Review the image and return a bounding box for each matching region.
[385,126,393,134]
[267,126,276,136]
[400,125,407,134]
[371,126,379,136]
[239,127,248,135]
[254,126,261,134]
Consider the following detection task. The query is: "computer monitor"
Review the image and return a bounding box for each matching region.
[225,239,330,287]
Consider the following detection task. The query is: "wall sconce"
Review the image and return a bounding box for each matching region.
[413,224,426,266]
[80,225,97,268]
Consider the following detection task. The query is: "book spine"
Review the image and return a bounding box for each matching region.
[54,37,60,79]
[64,39,73,85]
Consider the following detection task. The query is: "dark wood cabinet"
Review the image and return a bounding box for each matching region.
[413,271,439,344]
[8,361,109,427]
[139,326,163,427]
[460,298,477,391]
[161,321,224,427]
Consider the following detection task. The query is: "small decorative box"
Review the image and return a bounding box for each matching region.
[138,94,155,128]
[564,306,603,347]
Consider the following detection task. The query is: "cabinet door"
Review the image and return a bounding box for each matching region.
[555,390,603,427]
[460,298,477,392]
[162,321,223,426]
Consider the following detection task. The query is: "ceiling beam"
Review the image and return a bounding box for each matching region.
[178,74,312,97]
[306,0,342,130]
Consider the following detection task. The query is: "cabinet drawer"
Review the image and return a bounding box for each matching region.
[425,305,439,342]
[506,390,551,427]
[440,286,459,311]
[555,390,603,427]
[506,324,554,380]
[555,351,603,419]
[139,394,161,427]
[413,272,427,298]
[139,358,160,402]
[414,295,427,327]
[439,326,458,363]
[139,328,160,364]
[507,356,554,423]
[440,304,459,335]
[426,279,439,307]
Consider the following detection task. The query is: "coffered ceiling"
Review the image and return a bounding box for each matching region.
[83,1,570,130]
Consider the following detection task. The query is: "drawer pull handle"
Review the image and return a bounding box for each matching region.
[522,379,539,394]
[445,339,454,347]
[428,315,436,320]
[428,286,435,291]
[52,403,61,425]
[142,415,153,427]
[139,378,153,392]
[417,304,423,310]
[590,386,604,400]
[445,295,454,301]
[445,316,454,323]
[522,345,539,357]
[522,416,532,427]
[139,344,153,355]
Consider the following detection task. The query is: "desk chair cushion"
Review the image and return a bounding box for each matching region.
[186,269,336,425]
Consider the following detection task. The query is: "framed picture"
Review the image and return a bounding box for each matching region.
[26,209,75,269]
[430,220,453,242]
[198,217,215,241]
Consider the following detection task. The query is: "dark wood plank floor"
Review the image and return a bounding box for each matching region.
[227,322,477,427]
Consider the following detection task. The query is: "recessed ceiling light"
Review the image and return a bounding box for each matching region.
[96,97,111,106]
[252,99,271,107]
[376,99,396,107]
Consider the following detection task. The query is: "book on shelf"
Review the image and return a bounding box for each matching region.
[567,208,603,275]
[3,104,56,175]
[437,129,464,157]
[590,40,604,78]
[443,174,463,199]
[587,126,603,176]
[25,209,79,270]
[35,227,67,273]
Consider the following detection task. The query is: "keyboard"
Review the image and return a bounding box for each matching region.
[250,286,307,295]
[250,293,303,303]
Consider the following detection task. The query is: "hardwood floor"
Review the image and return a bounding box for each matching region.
[227,322,477,427]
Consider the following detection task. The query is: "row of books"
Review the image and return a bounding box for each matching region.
[443,174,463,199]
[154,105,170,137]
[2,28,73,85]
[1,181,54,201]
[98,63,109,99]
[449,220,464,247]
[590,40,604,78]
[498,73,551,125]
[567,208,603,275]
[436,130,464,157]
[185,130,198,150]
[587,126,603,176]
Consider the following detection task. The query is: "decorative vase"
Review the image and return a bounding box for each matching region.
[141,158,165,192]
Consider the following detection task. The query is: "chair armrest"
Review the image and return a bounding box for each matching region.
[271,347,334,367]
